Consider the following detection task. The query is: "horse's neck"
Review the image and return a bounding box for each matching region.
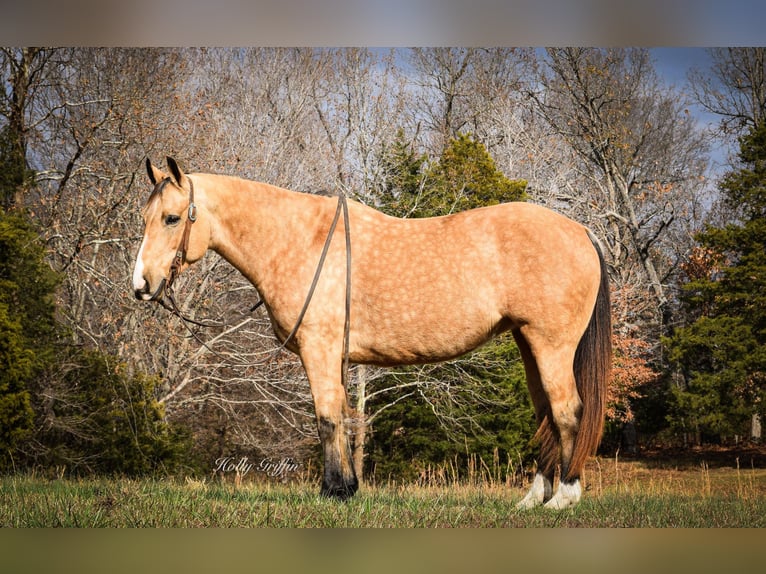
[204,175,318,289]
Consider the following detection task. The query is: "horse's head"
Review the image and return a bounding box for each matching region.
[132,157,209,301]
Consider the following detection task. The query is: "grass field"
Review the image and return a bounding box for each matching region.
[3,452,766,527]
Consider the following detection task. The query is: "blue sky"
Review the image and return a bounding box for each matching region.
[651,47,712,86]
[651,48,731,173]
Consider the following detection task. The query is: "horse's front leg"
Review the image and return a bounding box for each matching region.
[300,348,358,500]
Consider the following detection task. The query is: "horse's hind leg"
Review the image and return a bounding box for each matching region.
[515,329,584,509]
[514,330,555,509]
[300,350,358,500]
[537,346,584,509]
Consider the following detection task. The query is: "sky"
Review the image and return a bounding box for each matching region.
[651,48,712,86]
[650,48,731,174]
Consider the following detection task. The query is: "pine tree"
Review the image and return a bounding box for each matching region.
[0,208,60,465]
[665,121,766,444]
[0,125,29,211]
[0,112,191,474]
[0,301,34,458]
[377,128,427,217]
[426,133,528,214]
[391,133,527,218]
[35,349,192,476]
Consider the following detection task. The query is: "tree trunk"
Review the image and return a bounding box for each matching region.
[752,413,762,443]
[352,364,368,482]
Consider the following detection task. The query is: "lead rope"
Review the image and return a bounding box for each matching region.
[341,193,352,390]
[160,190,352,386]
[262,192,350,374]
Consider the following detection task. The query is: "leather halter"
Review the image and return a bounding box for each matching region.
[145,175,197,303]
[167,176,197,294]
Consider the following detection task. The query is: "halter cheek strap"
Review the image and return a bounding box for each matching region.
[167,176,196,293]
[157,175,216,328]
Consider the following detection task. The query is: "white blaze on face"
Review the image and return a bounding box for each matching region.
[132,239,147,294]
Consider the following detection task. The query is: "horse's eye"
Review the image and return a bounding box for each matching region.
[164,214,181,226]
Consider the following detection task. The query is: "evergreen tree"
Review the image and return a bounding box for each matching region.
[665,121,766,444]
[377,128,428,217]
[0,124,190,474]
[382,132,527,218]
[424,133,528,215]
[0,210,60,350]
[366,338,534,482]
[0,209,59,465]
[0,301,34,459]
[0,111,32,210]
[34,349,192,476]
[0,98,60,464]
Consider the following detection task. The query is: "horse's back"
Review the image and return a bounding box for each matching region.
[354,201,596,299]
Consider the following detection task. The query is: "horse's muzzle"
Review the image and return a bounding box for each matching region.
[134,278,166,302]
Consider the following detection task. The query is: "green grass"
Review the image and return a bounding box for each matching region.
[2,457,766,527]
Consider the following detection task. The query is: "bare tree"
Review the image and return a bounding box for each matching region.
[689,48,766,139]
[408,48,531,154]
[183,48,335,190]
[529,48,709,331]
[0,48,56,209]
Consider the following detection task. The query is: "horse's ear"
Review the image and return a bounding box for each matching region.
[166,156,189,188]
[146,158,167,185]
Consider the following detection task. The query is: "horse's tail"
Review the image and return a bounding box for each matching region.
[567,232,612,480]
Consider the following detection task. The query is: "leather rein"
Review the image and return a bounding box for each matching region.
[152,176,353,388]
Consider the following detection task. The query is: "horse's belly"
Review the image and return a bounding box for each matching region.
[352,305,510,366]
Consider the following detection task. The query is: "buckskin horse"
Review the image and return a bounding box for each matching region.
[132,157,611,509]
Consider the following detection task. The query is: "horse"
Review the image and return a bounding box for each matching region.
[132,157,611,509]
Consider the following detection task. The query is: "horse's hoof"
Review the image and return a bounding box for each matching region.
[543,479,581,509]
[320,479,358,501]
